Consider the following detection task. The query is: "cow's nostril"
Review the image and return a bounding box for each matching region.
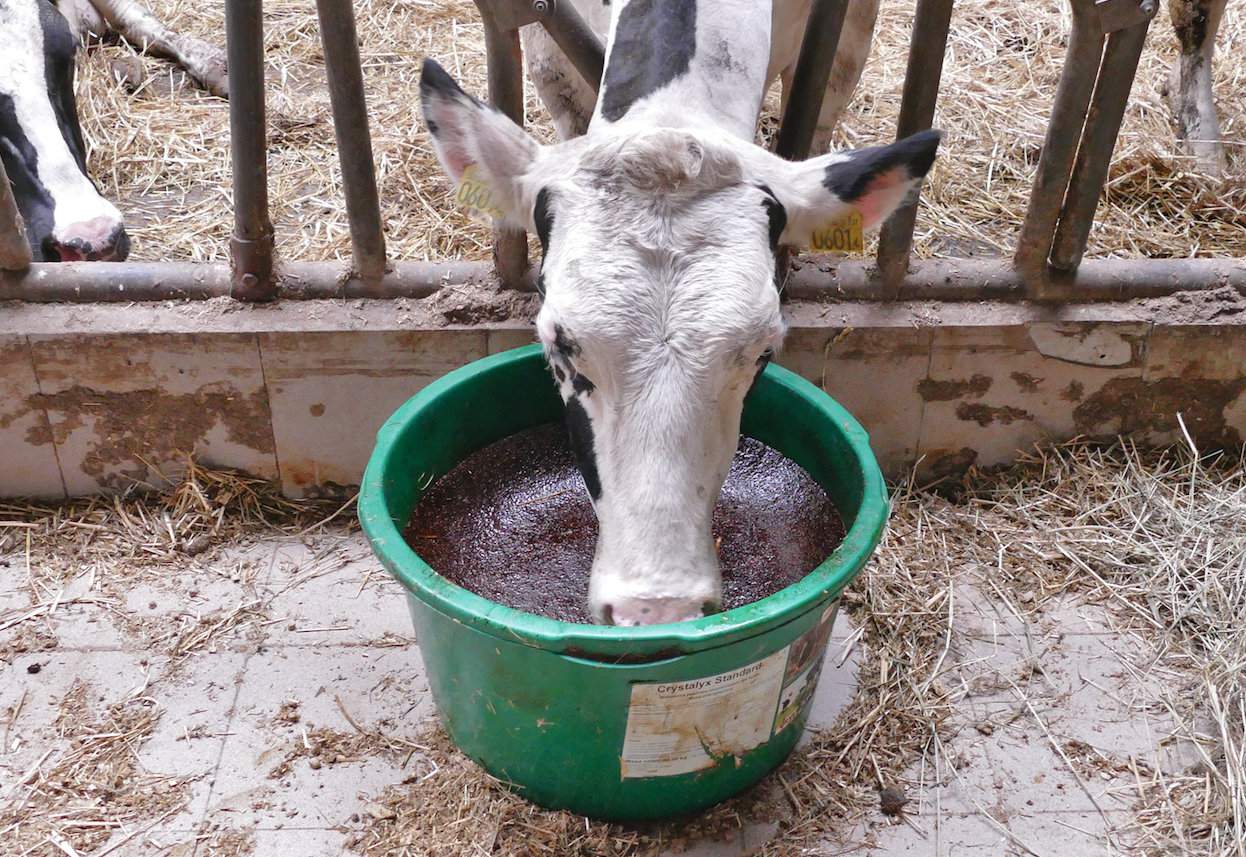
[600,604,614,626]
[702,600,720,616]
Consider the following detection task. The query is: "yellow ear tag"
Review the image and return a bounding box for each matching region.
[455,165,506,220]
[809,211,864,254]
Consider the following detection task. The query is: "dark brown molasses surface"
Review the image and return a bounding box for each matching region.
[403,424,845,624]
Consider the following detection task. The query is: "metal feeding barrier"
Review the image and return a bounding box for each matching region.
[0,0,1243,302]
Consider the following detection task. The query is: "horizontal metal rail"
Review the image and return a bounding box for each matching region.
[4,257,1242,303]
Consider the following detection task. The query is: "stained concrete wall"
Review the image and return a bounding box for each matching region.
[2,288,1243,499]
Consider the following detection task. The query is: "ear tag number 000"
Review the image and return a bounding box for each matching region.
[809,211,864,254]
[455,165,505,220]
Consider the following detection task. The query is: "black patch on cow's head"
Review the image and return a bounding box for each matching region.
[534,187,554,257]
[572,373,595,396]
[38,0,87,171]
[746,349,773,399]
[420,58,467,100]
[756,183,787,250]
[599,0,696,122]
[553,324,580,359]
[823,129,941,202]
[553,363,566,383]
[0,95,55,260]
[565,397,602,501]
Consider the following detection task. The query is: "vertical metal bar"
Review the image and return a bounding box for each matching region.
[1049,19,1150,271]
[875,0,954,295]
[535,0,605,92]
[1014,0,1103,283]
[225,0,276,301]
[775,0,850,161]
[0,159,33,271]
[476,4,528,288]
[315,0,387,286]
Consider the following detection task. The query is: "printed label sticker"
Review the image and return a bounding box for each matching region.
[620,650,788,778]
[619,602,842,779]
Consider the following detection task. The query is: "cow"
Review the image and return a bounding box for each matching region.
[0,0,226,263]
[419,0,941,626]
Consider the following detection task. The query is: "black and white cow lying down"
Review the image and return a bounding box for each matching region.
[0,0,225,262]
[420,0,943,626]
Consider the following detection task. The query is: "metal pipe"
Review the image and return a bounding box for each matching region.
[4,258,1242,304]
[535,0,605,91]
[476,3,529,288]
[315,0,388,287]
[875,0,955,295]
[0,158,32,271]
[775,0,850,161]
[224,0,276,301]
[786,256,1246,301]
[1049,20,1151,271]
[1014,0,1102,281]
[0,260,503,302]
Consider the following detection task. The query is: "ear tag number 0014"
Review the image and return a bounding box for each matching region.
[455,165,506,221]
[809,211,864,254]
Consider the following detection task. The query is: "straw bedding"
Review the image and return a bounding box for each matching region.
[73,0,1244,267]
[2,441,1242,855]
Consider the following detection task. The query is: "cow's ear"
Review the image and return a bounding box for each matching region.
[769,130,941,246]
[420,58,538,226]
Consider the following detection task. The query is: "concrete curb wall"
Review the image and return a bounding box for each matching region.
[2,292,1243,499]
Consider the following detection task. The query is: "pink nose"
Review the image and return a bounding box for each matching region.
[48,217,130,262]
[603,596,719,627]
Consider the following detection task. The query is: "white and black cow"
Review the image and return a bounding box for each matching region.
[2,0,127,260]
[1,0,226,262]
[420,0,940,626]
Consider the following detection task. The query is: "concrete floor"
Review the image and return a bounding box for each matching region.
[1,530,1174,856]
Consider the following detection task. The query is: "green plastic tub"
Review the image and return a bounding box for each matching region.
[359,344,888,820]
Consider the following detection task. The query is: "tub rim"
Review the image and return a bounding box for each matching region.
[359,344,888,660]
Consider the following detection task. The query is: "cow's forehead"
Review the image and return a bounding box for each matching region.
[539,202,781,360]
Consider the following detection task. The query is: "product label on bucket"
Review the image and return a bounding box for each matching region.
[620,602,840,779]
[620,650,788,778]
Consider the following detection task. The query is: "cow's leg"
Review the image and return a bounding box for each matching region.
[88,0,228,98]
[774,0,881,154]
[521,23,597,140]
[1168,0,1228,176]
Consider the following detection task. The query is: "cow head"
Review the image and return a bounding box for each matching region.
[421,59,938,626]
[0,0,129,262]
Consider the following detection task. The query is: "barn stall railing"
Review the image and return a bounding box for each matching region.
[0,0,1243,303]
